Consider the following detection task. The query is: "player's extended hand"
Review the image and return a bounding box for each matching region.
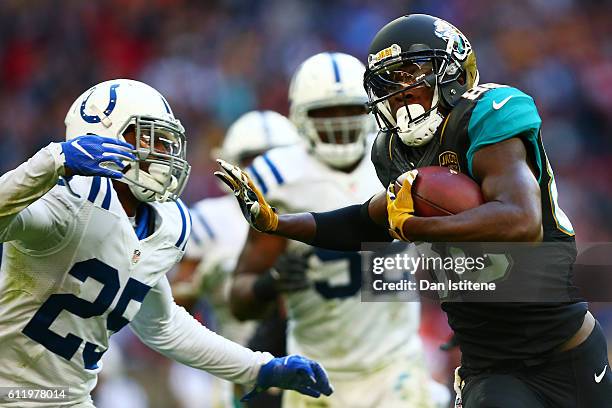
[60,135,136,179]
[214,159,279,232]
[387,169,418,241]
[242,355,333,401]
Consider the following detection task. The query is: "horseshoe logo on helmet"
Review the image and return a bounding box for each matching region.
[80,83,120,124]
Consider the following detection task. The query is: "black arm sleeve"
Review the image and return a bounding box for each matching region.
[310,198,392,251]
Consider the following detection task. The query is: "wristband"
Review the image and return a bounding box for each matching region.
[252,270,278,301]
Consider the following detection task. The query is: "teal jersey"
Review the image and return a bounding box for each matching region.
[371,83,586,370]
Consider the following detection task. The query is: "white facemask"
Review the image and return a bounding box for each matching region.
[124,163,179,202]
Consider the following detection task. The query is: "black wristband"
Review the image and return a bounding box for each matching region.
[252,270,278,301]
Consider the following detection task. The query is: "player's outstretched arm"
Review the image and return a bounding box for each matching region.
[0,135,135,244]
[130,277,333,398]
[215,160,392,251]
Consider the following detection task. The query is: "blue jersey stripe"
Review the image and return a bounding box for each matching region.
[248,165,268,194]
[101,179,112,210]
[87,177,101,203]
[193,208,215,240]
[190,228,203,245]
[262,154,284,184]
[183,202,192,251]
[329,53,341,83]
[174,199,191,248]
[175,201,187,247]
[185,202,192,243]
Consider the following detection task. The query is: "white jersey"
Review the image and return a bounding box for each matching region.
[184,194,254,345]
[248,141,421,378]
[0,145,272,407]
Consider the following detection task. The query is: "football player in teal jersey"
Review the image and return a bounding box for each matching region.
[216,14,612,407]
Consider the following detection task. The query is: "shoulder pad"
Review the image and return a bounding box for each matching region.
[465,85,542,179]
[153,199,192,250]
[59,176,119,211]
[188,196,234,244]
[247,145,310,194]
[461,83,512,101]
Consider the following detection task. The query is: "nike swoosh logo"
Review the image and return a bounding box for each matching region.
[71,139,95,160]
[492,95,513,110]
[595,364,607,383]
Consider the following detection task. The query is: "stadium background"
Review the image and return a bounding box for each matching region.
[0,0,611,406]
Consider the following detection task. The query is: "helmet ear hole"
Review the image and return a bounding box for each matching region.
[440,84,462,109]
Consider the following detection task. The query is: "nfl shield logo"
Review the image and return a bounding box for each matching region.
[132,249,141,264]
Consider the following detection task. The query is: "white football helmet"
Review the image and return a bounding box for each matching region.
[65,79,190,202]
[289,52,374,169]
[216,110,301,165]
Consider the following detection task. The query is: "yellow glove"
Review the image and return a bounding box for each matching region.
[386,169,418,241]
[214,159,279,232]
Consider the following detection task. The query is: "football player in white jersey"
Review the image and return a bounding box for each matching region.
[227,53,445,408]
[170,110,301,408]
[0,79,332,407]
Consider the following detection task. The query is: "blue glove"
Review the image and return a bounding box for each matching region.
[241,355,333,401]
[61,135,136,179]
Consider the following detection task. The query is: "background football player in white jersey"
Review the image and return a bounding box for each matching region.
[0,79,332,407]
[169,110,301,408]
[229,53,447,408]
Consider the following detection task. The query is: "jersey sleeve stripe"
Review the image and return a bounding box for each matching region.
[181,202,192,251]
[190,227,203,245]
[262,154,284,184]
[87,176,101,203]
[247,164,268,194]
[193,207,215,240]
[101,179,112,210]
[174,199,188,248]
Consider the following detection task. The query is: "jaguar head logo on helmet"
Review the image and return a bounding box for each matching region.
[364,14,479,147]
[65,79,191,202]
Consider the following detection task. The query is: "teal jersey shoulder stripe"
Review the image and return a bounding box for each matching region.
[467,86,542,181]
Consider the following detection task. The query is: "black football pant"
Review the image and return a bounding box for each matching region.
[461,321,612,407]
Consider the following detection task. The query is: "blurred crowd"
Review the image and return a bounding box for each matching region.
[0,0,611,407]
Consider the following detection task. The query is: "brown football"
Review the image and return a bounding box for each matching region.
[394,166,485,217]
